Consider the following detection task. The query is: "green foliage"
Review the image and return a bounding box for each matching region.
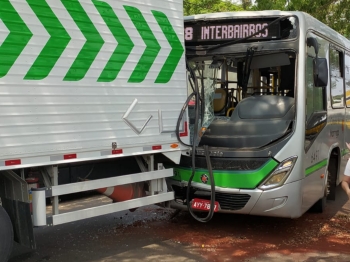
[250,0,350,38]
[183,0,350,37]
[183,0,243,16]
[250,0,287,11]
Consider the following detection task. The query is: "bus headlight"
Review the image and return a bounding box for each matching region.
[258,156,298,190]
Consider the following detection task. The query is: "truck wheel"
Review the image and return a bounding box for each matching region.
[0,206,13,262]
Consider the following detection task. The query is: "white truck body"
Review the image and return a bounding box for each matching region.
[0,0,187,169]
[0,0,187,257]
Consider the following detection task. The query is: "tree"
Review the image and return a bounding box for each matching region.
[250,0,287,11]
[183,0,243,16]
[247,0,350,38]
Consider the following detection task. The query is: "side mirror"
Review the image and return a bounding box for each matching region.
[313,58,328,87]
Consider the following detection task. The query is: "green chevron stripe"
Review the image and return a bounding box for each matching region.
[93,1,134,82]
[124,6,161,83]
[0,0,33,78]
[25,0,71,80]
[0,2,182,83]
[61,0,104,81]
[152,10,184,83]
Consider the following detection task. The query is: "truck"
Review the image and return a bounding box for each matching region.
[0,0,187,261]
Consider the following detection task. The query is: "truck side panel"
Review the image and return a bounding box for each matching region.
[0,0,186,162]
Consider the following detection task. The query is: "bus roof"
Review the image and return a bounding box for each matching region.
[184,10,304,21]
[185,11,350,51]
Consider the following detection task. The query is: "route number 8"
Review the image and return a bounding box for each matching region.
[185,27,193,41]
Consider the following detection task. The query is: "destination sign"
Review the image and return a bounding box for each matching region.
[184,19,280,44]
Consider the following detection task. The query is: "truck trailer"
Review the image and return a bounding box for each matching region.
[0,0,186,260]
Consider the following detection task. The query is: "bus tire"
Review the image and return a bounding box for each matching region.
[311,194,326,213]
[0,206,13,262]
[311,153,338,213]
[311,166,335,213]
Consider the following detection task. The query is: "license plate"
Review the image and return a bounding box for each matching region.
[191,198,220,212]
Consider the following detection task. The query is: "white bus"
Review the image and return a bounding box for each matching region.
[168,11,350,219]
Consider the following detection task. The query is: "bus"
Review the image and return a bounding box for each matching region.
[168,11,350,220]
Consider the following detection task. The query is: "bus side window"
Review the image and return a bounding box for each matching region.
[305,55,327,151]
[306,56,326,121]
[329,47,344,108]
[345,54,350,107]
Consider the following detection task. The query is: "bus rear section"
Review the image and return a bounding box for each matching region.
[168,11,344,219]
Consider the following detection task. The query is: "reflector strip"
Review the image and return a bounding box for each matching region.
[5,159,21,166]
[100,149,124,156]
[112,149,123,154]
[63,154,77,160]
[0,143,179,170]
[180,121,188,137]
[50,155,63,161]
[143,145,162,151]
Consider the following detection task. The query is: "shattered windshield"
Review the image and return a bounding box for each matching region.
[188,51,296,113]
[187,51,296,146]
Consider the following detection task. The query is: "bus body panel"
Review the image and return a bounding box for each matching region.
[172,10,350,218]
[168,179,303,218]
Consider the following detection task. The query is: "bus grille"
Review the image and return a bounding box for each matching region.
[179,155,269,171]
[173,186,251,211]
[213,192,251,210]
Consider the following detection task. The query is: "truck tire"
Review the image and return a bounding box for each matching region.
[0,206,13,262]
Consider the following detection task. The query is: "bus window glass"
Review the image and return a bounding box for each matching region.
[330,48,344,108]
[305,33,326,122]
[306,56,324,121]
[305,33,327,151]
[345,54,350,107]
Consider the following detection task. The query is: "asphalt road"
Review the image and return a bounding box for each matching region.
[8,186,350,262]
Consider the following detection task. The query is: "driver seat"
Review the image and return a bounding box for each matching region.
[213,88,227,115]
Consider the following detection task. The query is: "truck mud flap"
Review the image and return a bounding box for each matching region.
[2,198,36,250]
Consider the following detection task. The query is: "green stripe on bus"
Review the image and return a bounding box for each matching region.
[172,158,278,189]
[305,159,328,176]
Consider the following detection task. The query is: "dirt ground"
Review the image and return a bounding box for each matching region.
[167,209,350,261]
[9,186,350,262]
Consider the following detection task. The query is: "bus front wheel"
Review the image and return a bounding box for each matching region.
[311,185,327,213]
[311,155,336,213]
[0,206,14,262]
[326,155,337,201]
